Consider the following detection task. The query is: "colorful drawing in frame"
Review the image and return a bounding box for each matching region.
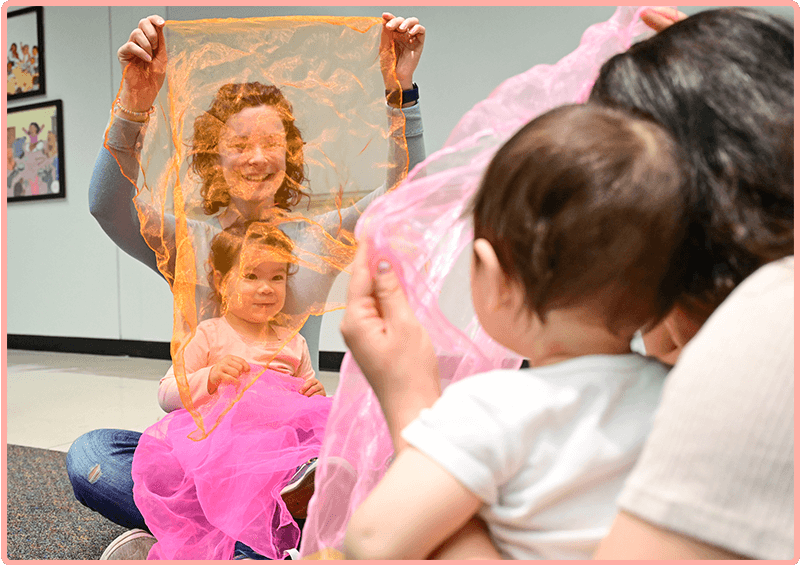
[7,6,46,100]
[7,99,65,202]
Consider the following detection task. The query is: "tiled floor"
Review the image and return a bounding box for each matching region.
[6,349,340,453]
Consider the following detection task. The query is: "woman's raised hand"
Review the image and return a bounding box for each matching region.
[116,15,167,114]
[381,13,425,92]
[340,242,440,447]
[640,7,687,32]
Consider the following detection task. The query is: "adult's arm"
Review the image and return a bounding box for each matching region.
[595,512,744,559]
[90,15,176,280]
[340,245,501,560]
[89,115,172,279]
[317,12,426,238]
[315,101,425,238]
[596,258,794,560]
[340,243,441,449]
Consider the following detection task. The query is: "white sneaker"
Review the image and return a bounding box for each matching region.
[99,528,157,560]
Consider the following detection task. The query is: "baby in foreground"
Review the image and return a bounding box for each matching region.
[344,103,692,559]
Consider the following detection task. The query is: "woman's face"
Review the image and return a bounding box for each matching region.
[218,105,287,207]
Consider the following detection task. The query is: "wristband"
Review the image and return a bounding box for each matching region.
[385,83,419,107]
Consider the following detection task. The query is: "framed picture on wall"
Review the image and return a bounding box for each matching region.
[7,99,65,202]
[7,6,46,100]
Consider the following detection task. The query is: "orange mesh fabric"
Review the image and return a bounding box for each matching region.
[108,16,406,437]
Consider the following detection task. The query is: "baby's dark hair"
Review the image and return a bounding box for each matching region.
[472,103,692,335]
[207,221,297,306]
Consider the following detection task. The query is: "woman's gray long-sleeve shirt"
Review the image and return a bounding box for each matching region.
[89,103,425,369]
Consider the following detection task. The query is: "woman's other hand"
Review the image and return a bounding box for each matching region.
[116,15,167,115]
[640,7,687,32]
[340,242,440,448]
[381,13,425,92]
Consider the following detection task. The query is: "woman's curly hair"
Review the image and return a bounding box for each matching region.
[190,82,308,214]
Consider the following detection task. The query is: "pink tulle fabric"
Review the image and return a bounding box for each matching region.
[300,6,656,557]
[132,366,332,560]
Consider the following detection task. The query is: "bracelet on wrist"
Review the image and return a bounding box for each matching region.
[113,98,155,121]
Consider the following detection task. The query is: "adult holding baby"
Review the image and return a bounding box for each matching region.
[69,11,428,560]
[340,7,793,560]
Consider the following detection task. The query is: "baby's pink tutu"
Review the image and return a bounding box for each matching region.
[132,366,331,560]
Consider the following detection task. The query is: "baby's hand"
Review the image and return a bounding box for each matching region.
[299,377,326,397]
[208,355,250,394]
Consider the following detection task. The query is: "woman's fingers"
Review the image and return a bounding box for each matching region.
[398,16,419,31]
[640,7,687,32]
[407,24,424,37]
[138,15,163,48]
[346,242,374,303]
[119,15,165,65]
[120,34,152,63]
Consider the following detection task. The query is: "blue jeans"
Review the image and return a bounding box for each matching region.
[66,428,291,559]
[66,428,146,530]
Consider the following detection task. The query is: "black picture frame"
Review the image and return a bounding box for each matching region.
[7,99,65,202]
[7,6,46,100]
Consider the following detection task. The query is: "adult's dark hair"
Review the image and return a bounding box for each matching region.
[190,82,307,215]
[472,104,692,334]
[590,8,793,316]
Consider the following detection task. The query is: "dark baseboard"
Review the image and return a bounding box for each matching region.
[7,334,172,359]
[7,334,346,372]
[7,335,523,373]
[318,351,345,372]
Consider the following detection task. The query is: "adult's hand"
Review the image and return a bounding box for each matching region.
[380,13,425,93]
[116,15,167,115]
[640,7,687,32]
[340,242,440,447]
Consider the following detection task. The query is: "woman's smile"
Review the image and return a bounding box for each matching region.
[219,105,288,205]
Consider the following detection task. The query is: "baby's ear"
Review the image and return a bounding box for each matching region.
[473,238,525,312]
[212,269,224,290]
[473,239,508,309]
[472,239,500,274]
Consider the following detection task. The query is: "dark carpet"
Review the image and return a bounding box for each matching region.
[6,444,126,560]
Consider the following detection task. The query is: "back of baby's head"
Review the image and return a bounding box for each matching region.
[472,103,692,335]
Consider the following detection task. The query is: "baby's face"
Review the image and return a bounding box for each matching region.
[223,250,288,326]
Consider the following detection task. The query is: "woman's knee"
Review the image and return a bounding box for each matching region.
[65,429,139,491]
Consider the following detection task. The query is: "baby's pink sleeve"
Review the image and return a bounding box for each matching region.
[296,337,316,382]
[158,326,215,412]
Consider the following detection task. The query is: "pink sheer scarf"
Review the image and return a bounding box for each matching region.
[300,6,656,557]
